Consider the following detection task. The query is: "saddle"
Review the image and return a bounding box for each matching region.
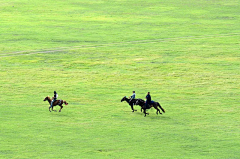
[146,101,155,109]
[53,99,62,105]
[145,101,154,104]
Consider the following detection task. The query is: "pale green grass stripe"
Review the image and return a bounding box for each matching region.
[1,32,239,57]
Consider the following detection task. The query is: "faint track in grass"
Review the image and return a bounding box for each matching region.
[1,32,239,57]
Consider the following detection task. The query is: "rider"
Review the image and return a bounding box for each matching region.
[129,91,136,103]
[145,92,151,109]
[50,91,58,109]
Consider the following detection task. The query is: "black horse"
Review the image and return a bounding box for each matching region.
[121,96,143,112]
[136,99,165,117]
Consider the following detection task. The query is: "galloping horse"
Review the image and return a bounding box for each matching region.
[136,99,165,117]
[43,96,68,112]
[121,96,143,112]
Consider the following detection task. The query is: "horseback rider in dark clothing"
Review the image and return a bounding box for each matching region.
[145,92,151,109]
[50,91,58,109]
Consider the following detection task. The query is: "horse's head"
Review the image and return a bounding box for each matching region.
[43,96,50,101]
[121,96,127,102]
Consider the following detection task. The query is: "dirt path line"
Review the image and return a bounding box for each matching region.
[0,32,239,57]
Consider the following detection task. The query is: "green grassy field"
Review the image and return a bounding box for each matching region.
[1,0,240,158]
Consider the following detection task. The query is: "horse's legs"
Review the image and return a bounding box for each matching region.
[133,104,137,112]
[49,106,51,112]
[52,106,56,112]
[131,105,134,112]
[59,105,63,112]
[153,104,162,115]
[130,104,137,112]
[143,109,149,117]
[159,107,162,114]
[157,109,162,115]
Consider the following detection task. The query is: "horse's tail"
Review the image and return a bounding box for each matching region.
[64,101,68,105]
[157,102,165,113]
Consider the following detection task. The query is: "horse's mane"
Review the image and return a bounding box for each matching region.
[46,96,51,100]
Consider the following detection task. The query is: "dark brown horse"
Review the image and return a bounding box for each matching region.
[43,96,68,112]
[136,99,165,117]
[121,96,143,112]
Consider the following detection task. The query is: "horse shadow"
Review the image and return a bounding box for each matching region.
[132,107,169,119]
[147,115,171,120]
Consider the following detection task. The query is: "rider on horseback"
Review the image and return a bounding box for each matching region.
[145,92,151,109]
[129,91,135,102]
[50,91,58,109]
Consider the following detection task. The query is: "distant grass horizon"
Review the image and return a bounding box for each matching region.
[1,0,239,53]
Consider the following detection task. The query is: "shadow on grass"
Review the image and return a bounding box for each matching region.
[123,108,170,120]
[147,115,170,120]
[48,111,71,117]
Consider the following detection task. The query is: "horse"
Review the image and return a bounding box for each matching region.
[121,96,143,112]
[136,99,165,117]
[43,96,68,112]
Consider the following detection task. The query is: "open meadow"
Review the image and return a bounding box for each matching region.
[0,0,240,158]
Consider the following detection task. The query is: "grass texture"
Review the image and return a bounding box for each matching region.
[0,0,240,158]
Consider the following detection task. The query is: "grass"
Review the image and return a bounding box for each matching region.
[0,0,240,158]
